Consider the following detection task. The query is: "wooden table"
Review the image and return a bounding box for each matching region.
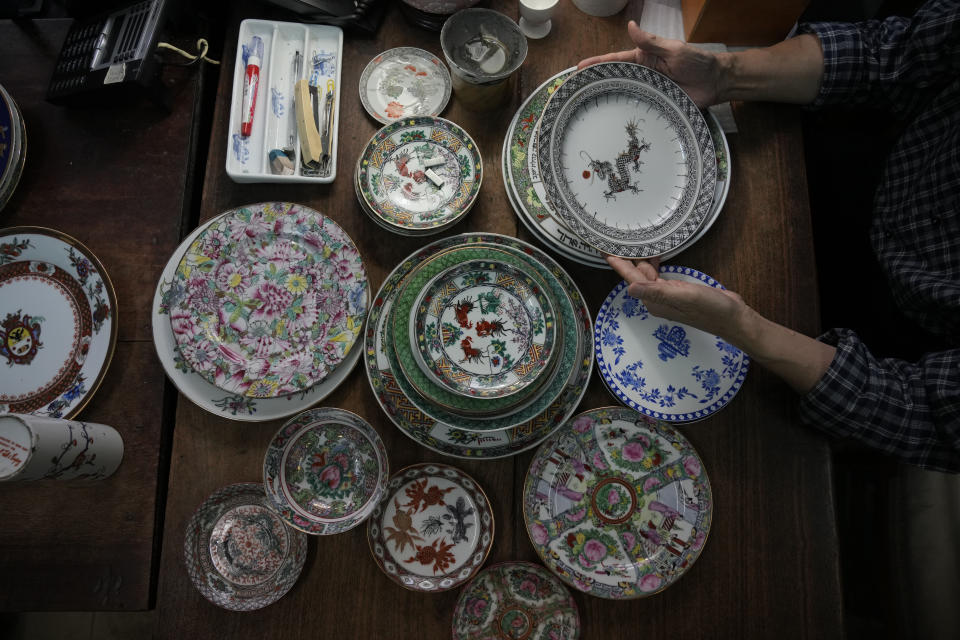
[0,19,208,611]
[153,1,844,636]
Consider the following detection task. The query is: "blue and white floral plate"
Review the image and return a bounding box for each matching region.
[0,227,117,419]
[152,211,366,422]
[594,265,749,422]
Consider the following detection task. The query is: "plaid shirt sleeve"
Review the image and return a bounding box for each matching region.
[798,0,960,117]
[799,329,960,472]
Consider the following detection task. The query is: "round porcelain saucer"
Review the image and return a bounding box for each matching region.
[359,47,452,124]
[183,482,308,611]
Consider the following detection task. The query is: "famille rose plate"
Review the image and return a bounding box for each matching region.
[359,47,452,124]
[364,234,593,459]
[169,202,368,399]
[184,482,308,611]
[537,62,716,258]
[595,266,749,422]
[356,116,482,235]
[153,213,365,422]
[522,406,713,599]
[451,561,580,639]
[0,227,117,419]
[502,67,731,268]
[411,257,558,400]
[263,407,389,535]
[367,463,493,592]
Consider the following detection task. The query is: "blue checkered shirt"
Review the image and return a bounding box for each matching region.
[796,0,960,472]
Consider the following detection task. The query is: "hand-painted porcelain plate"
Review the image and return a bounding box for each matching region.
[356,116,482,235]
[388,246,578,431]
[0,227,116,419]
[367,463,494,592]
[184,482,308,611]
[169,203,367,398]
[523,406,713,599]
[451,561,580,639]
[411,257,558,399]
[503,68,730,268]
[153,213,366,422]
[263,407,389,535]
[537,62,716,258]
[595,266,749,422]
[0,84,27,212]
[359,47,452,124]
[364,235,593,459]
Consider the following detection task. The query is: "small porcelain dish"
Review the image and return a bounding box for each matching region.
[367,463,494,592]
[356,116,482,236]
[451,561,581,639]
[0,83,26,212]
[263,407,389,535]
[359,47,452,124]
[183,482,308,611]
[522,406,713,599]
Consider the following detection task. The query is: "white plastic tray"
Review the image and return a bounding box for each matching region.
[226,19,343,183]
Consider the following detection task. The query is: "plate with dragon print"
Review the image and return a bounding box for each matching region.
[537,62,716,258]
[367,463,493,592]
[364,234,593,459]
[522,406,713,599]
[0,227,116,419]
[168,202,368,399]
[184,482,308,611]
[411,257,558,400]
[263,407,389,535]
[359,47,452,124]
[595,266,749,422]
[451,561,580,639]
[356,116,482,235]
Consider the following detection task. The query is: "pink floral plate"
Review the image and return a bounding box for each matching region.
[183,482,308,611]
[0,227,117,419]
[168,202,368,398]
[451,561,580,639]
[522,406,713,599]
[367,463,494,592]
[263,407,389,535]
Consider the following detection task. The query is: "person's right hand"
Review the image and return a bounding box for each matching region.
[578,20,727,108]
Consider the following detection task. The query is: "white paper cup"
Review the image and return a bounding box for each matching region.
[0,413,124,481]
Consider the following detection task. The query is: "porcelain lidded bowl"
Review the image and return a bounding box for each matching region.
[263,407,389,535]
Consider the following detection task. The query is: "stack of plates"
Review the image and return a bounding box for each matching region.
[364,232,594,459]
[355,116,482,236]
[152,202,369,421]
[399,0,482,31]
[502,64,731,266]
[0,83,27,213]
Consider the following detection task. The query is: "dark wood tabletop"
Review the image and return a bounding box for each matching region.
[0,19,206,611]
[151,1,844,638]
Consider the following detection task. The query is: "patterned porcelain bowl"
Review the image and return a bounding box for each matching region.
[263,407,389,535]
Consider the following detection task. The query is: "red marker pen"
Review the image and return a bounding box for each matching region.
[240,36,263,137]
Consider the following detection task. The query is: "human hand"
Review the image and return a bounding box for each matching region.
[578,21,728,108]
[606,255,749,341]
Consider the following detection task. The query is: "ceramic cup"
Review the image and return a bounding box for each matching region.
[519,0,559,39]
[440,8,528,110]
[571,0,629,17]
[0,413,124,481]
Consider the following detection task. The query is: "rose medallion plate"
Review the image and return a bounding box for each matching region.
[153,213,366,422]
[411,257,558,400]
[364,233,593,459]
[359,47,452,124]
[169,202,368,398]
[367,463,494,592]
[523,406,713,599]
[595,266,749,422]
[356,116,482,235]
[263,407,389,535]
[452,561,580,639]
[537,62,716,258]
[0,227,116,419]
[184,482,308,611]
